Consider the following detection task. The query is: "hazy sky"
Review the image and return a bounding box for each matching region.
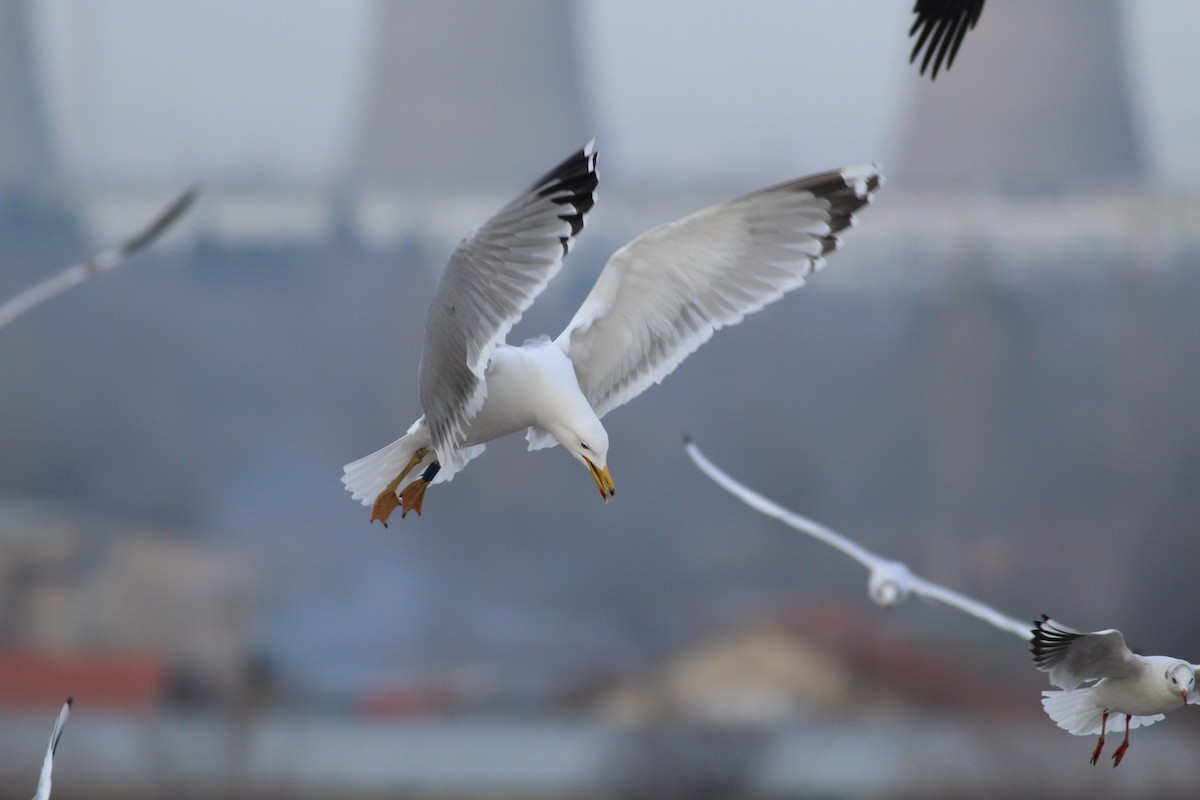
[29,0,1200,188]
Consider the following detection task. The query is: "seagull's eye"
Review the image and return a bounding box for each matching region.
[581,442,591,451]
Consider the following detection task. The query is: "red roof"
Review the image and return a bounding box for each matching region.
[778,599,1030,716]
[0,649,171,711]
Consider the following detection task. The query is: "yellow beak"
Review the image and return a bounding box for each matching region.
[583,456,615,502]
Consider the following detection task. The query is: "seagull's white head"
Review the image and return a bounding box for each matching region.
[1166,661,1194,702]
[868,561,914,607]
[559,419,613,502]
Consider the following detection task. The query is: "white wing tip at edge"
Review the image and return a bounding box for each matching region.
[840,163,885,201]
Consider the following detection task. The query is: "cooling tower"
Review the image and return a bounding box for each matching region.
[898,0,1143,194]
[353,0,591,193]
[0,0,55,206]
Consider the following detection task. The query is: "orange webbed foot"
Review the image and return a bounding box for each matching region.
[368,448,430,526]
[399,478,430,517]
[370,490,402,527]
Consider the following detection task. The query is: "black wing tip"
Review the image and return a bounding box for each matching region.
[65,696,74,707]
[908,0,984,79]
[794,165,883,252]
[1030,614,1079,665]
[117,185,200,258]
[532,141,600,256]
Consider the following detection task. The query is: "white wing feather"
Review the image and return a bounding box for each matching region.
[32,698,71,800]
[553,166,881,434]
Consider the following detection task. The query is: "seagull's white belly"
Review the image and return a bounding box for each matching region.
[460,342,593,448]
[1094,677,1185,717]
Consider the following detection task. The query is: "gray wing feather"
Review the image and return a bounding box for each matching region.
[1032,616,1140,689]
[418,142,597,455]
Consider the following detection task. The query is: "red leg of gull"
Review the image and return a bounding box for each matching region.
[1089,710,1109,765]
[1110,715,1132,767]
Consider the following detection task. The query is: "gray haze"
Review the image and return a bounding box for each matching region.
[1,0,1199,742]
[24,0,1200,189]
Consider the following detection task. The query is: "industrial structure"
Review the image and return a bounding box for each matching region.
[898,0,1143,193]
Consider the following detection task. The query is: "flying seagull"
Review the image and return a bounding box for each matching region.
[342,142,882,524]
[0,188,197,332]
[684,439,1031,640]
[908,0,986,79]
[1032,616,1197,767]
[685,441,1199,763]
[31,698,71,800]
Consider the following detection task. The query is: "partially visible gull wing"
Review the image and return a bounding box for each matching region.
[1032,616,1140,690]
[0,188,197,331]
[685,439,1031,641]
[909,0,986,79]
[31,697,71,800]
[419,141,598,456]
[555,166,880,428]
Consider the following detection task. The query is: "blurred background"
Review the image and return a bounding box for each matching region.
[1,0,1199,797]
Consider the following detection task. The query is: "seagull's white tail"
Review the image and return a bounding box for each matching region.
[341,417,485,505]
[342,419,435,505]
[1041,689,1165,735]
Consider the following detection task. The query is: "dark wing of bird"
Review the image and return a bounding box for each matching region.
[909,0,985,79]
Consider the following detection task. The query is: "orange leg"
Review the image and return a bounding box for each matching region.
[398,461,442,518]
[1089,710,1108,765]
[1110,714,1131,767]
[370,448,429,526]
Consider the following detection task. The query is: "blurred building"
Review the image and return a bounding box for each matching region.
[567,602,1027,726]
[0,498,258,705]
[0,0,55,210]
[352,0,591,194]
[898,0,1143,194]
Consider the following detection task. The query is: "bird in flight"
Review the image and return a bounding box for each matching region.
[31,698,71,800]
[1032,616,1197,767]
[343,142,881,524]
[684,439,1032,639]
[685,441,1200,765]
[0,188,196,332]
[908,0,986,79]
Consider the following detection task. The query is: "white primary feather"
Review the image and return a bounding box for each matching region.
[32,698,71,800]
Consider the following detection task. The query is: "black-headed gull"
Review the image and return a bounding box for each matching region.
[343,143,882,523]
[684,439,1032,639]
[908,0,986,79]
[31,698,71,800]
[0,189,197,331]
[1032,616,1197,767]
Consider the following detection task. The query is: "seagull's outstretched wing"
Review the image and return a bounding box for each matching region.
[685,440,1032,641]
[553,166,881,429]
[32,697,71,800]
[908,0,985,79]
[419,141,598,455]
[1031,615,1140,690]
[0,188,196,331]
